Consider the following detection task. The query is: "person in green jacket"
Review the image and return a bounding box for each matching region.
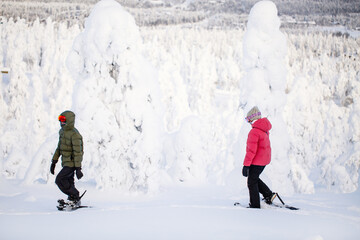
[50,110,84,204]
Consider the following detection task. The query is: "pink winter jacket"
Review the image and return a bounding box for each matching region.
[243,118,272,167]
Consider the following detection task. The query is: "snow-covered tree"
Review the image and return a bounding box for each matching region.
[65,0,166,192]
[239,0,293,194]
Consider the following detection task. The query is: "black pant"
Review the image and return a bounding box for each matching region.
[247,165,272,208]
[55,167,79,199]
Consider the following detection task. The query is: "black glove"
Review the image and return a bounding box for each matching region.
[50,160,57,175]
[76,167,83,180]
[242,166,249,177]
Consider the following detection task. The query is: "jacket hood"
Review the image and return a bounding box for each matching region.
[60,110,75,130]
[252,117,272,133]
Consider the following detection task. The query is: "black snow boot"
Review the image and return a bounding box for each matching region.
[67,195,81,207]
[264,192,277,205]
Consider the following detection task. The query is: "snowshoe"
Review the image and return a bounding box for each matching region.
[262,192,299,210]
[56,190,89,211]
[57,199,66,211]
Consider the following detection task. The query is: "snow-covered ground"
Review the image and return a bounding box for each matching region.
[1,180,360,240]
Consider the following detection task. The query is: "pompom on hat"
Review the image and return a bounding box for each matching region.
[245,106,261,123]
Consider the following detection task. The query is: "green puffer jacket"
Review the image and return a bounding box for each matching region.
[52,111,83,168]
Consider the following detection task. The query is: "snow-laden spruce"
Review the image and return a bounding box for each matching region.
[66,0,166,192]
[239,0,293,194]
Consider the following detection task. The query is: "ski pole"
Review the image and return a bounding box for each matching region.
[275,193,285,205]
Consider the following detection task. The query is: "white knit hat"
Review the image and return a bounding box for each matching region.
[245,106,261,123]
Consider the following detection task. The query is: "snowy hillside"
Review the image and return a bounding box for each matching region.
[0,0,360,196]
[1,1,360,239]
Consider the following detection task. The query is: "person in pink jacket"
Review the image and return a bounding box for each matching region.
[243,106,276,208]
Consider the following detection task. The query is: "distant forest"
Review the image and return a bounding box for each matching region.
[1,0,360,29]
